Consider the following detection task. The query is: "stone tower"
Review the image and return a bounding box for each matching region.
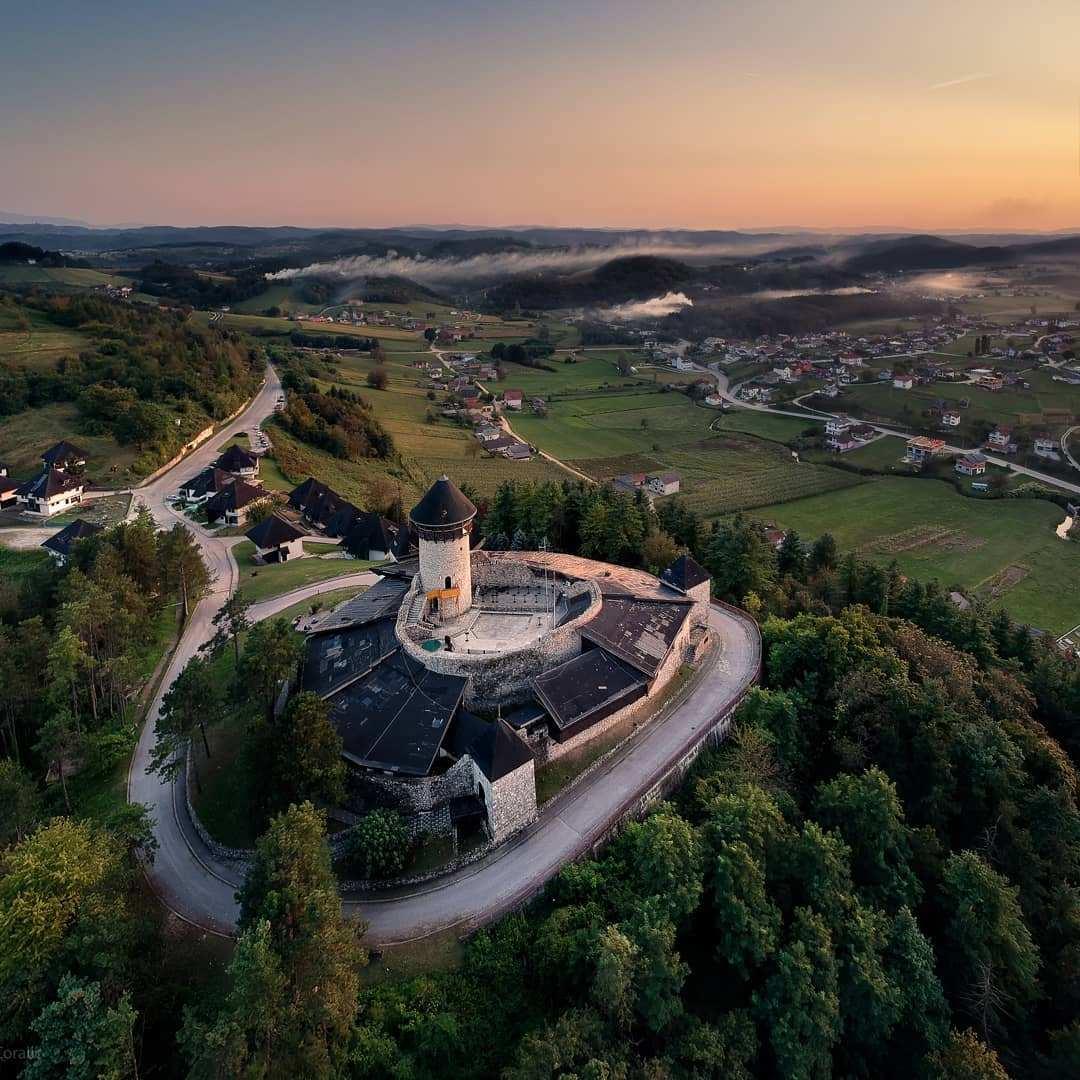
[409,475,477,621]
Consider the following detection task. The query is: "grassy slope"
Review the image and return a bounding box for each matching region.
[755,477,1080,633]
[232,540,378,604]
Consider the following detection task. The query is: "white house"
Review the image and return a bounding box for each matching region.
[1033,435,1059,460]
[893,374,915,390]
[940,410,961,427]
[246,513,306,563]
[502,389,524,410]
[16,469,85,516]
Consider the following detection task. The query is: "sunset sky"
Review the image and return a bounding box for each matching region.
[5,0,1080,230]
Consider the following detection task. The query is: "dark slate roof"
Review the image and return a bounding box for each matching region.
[324,501,361,538]
[500,700,550,731]
[287,477,328,511]
[409,475,476,529]
[215,444,259,473]
[203,478,264,519]
[660,554,710,594]
[326,650,465,776]
[180,467,233,499]
[533,649,647,736]
[41,518,102,557]
[447,713,534,780]
[379,555,420,581]
[344,511,397,555]
[305,487,352,530]
[41,440,87,467]
[303,615,402,697]
[580,595,693,678]
[246,513,305,549]
[16,469,84,499]
[311,576,410,633]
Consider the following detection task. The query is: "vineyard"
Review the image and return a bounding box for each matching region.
[659,436,866,519]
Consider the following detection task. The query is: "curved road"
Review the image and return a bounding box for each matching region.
[128,362,763,942]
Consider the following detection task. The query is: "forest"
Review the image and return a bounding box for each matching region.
[0,294,263,452]
[0,482,1078,1077]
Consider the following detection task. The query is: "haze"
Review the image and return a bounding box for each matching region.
[4,0,1080,230]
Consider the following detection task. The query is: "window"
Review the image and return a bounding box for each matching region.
[445,576,452,589]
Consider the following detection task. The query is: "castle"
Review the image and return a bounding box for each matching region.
[301,476,713,848]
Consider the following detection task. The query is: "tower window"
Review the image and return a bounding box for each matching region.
[445,576,452,589]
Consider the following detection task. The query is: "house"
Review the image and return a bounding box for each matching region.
[893,374,915,390]
[215,444,260,478]
[505,442,533,461]
[476,425,503,443]
[40,440,87,472]
[1032,434,1060,460]
[178,467,234,504]
[41,519,102,566]
[246,513,306,563]
[647,472,681,496]
[955,452,987,477]
[503,389,524,410]
[828,427,858,452]
[825,416,852,437]
[906,437,946,466]
[343,511,399,561]
[940,410,961,428]
[976,374,1005,392]
[987,427,1014,452]
[203,478,265,526]
[16,468,85,516]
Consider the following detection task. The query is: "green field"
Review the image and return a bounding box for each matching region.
[708,409,823,444]
[0,306,93,370]
[232,539,378,603]
[840,370,1080,444]
[755,477,1080,633]
[0,265,133,289]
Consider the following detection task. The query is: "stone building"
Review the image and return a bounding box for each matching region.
[298,475,714,851]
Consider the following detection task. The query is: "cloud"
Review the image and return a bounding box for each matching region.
[595,292,694,321]
[929,72,992,91]
[265,240,786,287]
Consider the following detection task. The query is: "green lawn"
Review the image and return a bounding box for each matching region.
[271,585,368,626]
[233,539,377,604]
[754,477,1080,633]
[709,409,823,444]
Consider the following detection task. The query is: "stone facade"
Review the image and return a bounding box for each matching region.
[480,759,538,843]
[345,755,476,838]
[685,579,711,630]
[396,561,603,708]
[418,529,472,619]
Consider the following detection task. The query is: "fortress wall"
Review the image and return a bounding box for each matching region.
[395,575,603,707]
[344,755,477,838]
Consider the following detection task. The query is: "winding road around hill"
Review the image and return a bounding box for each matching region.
[127,363,763,942]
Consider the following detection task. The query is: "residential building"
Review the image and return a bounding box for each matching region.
[1033,434,1060,460]
[955,453,987,477]
[893,374,915,390]
[906,437,946,465]
[40,440,87,472]
[246,513,306,563]
[203,478,265,526]
[940,410,961,427]
[215,444,260,478]
[16,468,85,516]
[987,427,1014,452]
[41,519,103,566]
[503,389,524,410]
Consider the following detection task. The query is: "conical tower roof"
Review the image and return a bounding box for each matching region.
[409,475,476,529]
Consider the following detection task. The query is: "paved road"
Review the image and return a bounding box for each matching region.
[143,598,760,942]
[708,366,1080,498]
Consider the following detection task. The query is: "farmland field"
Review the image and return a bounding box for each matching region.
[708,409,823,444]
[0,306,92,370]
[754,477,1080,633]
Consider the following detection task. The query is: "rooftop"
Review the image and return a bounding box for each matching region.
[410,475,477,529]
[580,595,693,678]
[534,648,647,739]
